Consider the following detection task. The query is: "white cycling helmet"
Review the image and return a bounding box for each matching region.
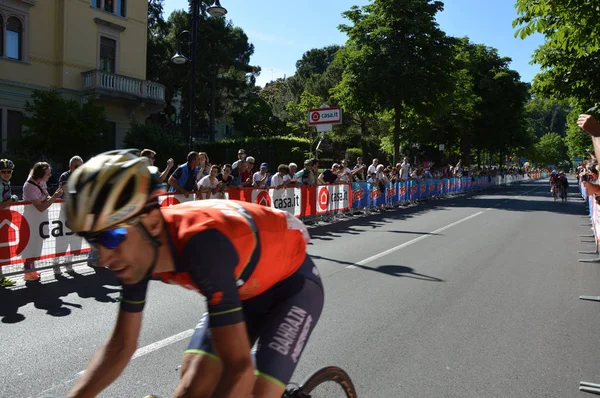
[65,149,161,235]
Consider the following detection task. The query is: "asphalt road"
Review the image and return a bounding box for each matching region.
[2,178,598,398]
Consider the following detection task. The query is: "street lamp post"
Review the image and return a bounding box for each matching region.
[171,0,227,152]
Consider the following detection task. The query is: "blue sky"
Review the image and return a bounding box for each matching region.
[162,0,545,87]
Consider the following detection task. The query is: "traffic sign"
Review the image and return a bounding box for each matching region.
[308,106,342,126]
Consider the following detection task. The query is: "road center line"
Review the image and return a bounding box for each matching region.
[348,211,485,268]
[347,183,542,268]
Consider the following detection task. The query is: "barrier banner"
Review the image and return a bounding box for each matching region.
[437,180,445,196]
[351,182,369,209]
[251,187,302,217]
[409,180,420,201]
[0,202,91,266]
[398,182,409,203]
[368,183,385,206]
[428,181,437,196]
[315,184,350,214]
[419,181,429,199]
[159,193,198,207]
[385,183,398,205]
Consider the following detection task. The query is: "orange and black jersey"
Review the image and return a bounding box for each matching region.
[120,200,309,327]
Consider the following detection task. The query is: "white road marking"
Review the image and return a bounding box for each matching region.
[347,211,484,268]
[347,184,542,268]
[76,329,195,376]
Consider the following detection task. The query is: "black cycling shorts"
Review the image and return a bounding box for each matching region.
[185,254,324,390]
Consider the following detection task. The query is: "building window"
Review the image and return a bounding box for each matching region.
[6,17,22,60]
[116,0,126,17]
[100,36,116,73]
[90,0,126,17]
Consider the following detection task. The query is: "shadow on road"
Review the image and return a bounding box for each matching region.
[353,264,445,282]
[0,267,121,324]
[309,181,586,241]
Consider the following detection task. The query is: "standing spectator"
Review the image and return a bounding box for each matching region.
[23,162,63,281]
[0,159,18,287]
[288,163,300,186]
[58,156,83,188]
[231,159,244,186]
[400,157,411,180]
[244,156,256,187]
[216,164,234,191]
[198,165,221,199]
[168,152,200,197]
[368,159,378,175]
[295,159,314,186]
[140,149,174,182]
[339,159,363,183]
[195,152,211,182]
[319,164,341,184]
[232,149,247,173]
[352,157,366,182]
[253,163,270,188]
[271,164,291,189]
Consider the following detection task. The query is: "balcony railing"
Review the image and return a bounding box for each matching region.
[82,70,165,103]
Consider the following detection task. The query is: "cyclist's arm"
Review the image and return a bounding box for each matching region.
[68,278,150,398]
[185,231,255,397]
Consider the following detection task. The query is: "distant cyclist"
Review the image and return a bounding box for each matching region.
[558,171,569,198]
[549,170,560,195]
[64,149,324,398]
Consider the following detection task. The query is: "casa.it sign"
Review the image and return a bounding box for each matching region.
[308,107,342,126]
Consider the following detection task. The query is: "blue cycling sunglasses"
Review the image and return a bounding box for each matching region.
[85,227,129,250]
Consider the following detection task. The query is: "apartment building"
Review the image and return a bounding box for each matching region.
[0,0,166,152]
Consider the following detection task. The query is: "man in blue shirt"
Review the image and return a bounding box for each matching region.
[168,152,200,197]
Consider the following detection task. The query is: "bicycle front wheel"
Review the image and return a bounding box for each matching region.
[297,366,357,397]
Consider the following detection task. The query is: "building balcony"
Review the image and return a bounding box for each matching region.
[81,70,166,107]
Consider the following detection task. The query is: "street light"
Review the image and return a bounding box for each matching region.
[171,0,228,152]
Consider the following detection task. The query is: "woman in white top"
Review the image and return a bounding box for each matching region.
[271,164,291,189]
[22,162,63,280]
[197,165,222,199]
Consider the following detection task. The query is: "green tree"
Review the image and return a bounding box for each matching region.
[336,0,455,164]
[523,97,570,138]
[123,123,186,163]
[513,0,600,105]
[18,90,108,162]
[535,132,568,167]
[564,105,593,161]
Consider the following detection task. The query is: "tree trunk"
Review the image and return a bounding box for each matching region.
[360,115,368,160]
[393,103,401,165]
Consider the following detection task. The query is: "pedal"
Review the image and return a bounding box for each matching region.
[579,296,600,302]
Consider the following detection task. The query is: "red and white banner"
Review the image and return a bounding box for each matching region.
[251,187,302,217]
[0,202,91,266]
[316,184,350,214]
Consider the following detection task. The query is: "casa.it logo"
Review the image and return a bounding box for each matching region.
[352,187,365,202]
[255,191,272,207]
[0,210,30,260]
[318,186,329,211]
[160,196,181,207]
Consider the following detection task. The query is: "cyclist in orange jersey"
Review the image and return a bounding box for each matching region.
[63,149,323,398]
